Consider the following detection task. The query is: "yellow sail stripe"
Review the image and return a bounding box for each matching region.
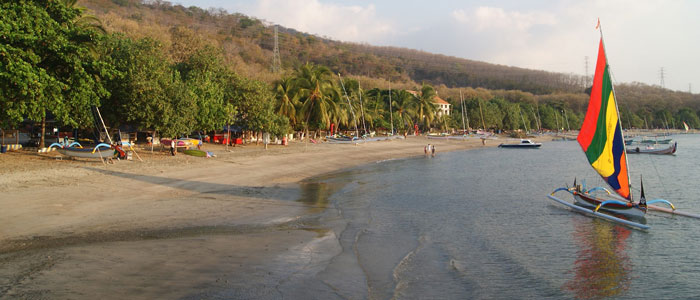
[591,90,618,177]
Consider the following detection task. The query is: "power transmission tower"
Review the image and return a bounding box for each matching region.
[659,67,665,88]
[272,25,281,73]
[584,56,589,88]
[689,83,692,94]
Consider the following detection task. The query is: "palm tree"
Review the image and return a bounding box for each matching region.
[392,90,416,135]
[61,0,107,34]
[366,88,386,131]
[330,87,351,134]
[415,84,437,130]
[274,77,299,127]
[293,63,338,139]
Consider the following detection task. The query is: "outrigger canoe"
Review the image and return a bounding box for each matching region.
[626,142,677,155]
[547,26,697,230]
[51,143,114,159]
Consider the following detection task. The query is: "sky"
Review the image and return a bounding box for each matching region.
[174,0,699,93]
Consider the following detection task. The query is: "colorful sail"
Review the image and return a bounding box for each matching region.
[577,38,631,200]
[683,121,689,132]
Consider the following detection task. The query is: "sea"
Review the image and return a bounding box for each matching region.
[4,135,700,299]
[283,133,700,299]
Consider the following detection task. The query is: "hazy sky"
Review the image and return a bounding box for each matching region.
[174,0,699,93]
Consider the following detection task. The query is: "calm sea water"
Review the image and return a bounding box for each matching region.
[294,134,700,299]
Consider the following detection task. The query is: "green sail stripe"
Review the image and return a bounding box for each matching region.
[585,65,614,164]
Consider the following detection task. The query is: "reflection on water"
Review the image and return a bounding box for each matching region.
[297,181,343,214]
[566,218,631,299]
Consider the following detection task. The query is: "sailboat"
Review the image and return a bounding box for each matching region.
[548,21,697,230]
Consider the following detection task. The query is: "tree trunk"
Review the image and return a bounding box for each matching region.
[40,116,46,148]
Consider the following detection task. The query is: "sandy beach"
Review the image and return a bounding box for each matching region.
[0,135,549,298]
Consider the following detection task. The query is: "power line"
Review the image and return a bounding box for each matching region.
[584,56,589,88]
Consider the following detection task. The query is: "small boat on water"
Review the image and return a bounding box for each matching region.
[625,137,673,145]
[498,139,541,148]
[626,142,677,155]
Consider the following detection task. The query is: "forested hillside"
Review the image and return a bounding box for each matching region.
[77,0,700,129]
[4,0,700,142]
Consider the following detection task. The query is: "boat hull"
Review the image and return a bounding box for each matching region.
[183,149,207,157]
[57,147,113,159]
[626,142,677,155]
[574,193,646,218]
[548,195,650,230]
[498,143,541,148]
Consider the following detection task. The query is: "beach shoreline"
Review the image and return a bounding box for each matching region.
[0,134,555,298]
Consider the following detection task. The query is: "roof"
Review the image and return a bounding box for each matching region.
[406,90,450,105]
[433,96,449,105]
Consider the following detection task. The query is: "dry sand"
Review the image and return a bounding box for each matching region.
[0,135,549,299]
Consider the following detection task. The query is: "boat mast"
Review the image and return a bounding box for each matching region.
[598,19,633,200]
[358,81,367,135]
[338,73,360,138]
[532,108,541,132]
[478,99,486,130]
[389,85,394,135]
[535,102,542,132]
[460,90,467,134]
[519,108,529,133]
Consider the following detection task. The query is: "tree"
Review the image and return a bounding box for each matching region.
[293,63,338,137]
[415,84,437,129]
[228,75,282,137]
[392,90,416,134]
[274,77,299,127]
[0,0,113,146]
[177,45,232,133]
[677,108,700,129]
[100,34,194,137]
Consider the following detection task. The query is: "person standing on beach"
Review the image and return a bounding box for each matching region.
[170,139,176,156]
[431,145,436,156]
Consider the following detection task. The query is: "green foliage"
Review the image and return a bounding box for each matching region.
[0,0,112,129]
[294,63,338,130]
[415,84,437,129]
[677,108,700,129]
[178,45,232,132]
[100,34,193,137]
[228,76,279,134]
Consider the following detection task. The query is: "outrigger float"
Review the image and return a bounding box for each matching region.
[548,21,699,230]
[49,142,118,159]
[549,179,700,230]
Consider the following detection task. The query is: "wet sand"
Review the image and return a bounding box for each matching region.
[0,135,544,299]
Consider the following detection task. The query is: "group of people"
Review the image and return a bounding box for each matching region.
[424,144,436,156]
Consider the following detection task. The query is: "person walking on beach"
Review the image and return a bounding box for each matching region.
[425,144,431,155]
[431,145,436,156]
[170,139,176,156]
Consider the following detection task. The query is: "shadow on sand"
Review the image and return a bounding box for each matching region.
[0,168,342,254]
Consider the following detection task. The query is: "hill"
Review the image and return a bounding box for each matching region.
[79,0,700,127]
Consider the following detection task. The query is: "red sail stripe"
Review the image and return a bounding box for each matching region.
[616,152,630,199]
[577,38,606,151]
